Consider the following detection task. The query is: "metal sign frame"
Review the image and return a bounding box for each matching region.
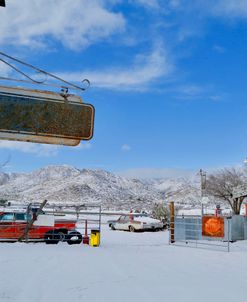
[0,85,95,146]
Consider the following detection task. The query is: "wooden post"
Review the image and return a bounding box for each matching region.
[169,202,175,243]
[18,199,48,242]
[83,219,89,245]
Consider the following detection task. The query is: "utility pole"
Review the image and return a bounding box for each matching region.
[199,169,206,216]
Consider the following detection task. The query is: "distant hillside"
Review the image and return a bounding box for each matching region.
[0,165,203,210]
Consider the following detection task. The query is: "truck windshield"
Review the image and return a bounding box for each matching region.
[0,213,14,221]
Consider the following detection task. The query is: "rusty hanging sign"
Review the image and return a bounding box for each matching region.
[0,85,95,146]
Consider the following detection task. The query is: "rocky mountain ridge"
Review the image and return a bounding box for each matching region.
[0,165,202,210]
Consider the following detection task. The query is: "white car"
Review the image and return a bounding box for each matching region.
[110,214,164,232]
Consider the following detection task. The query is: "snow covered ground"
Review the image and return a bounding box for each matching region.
[0,227,247,302]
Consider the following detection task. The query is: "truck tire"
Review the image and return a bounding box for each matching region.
[66,231,82,245]
[57,229,68,242]
[44,230,60,244]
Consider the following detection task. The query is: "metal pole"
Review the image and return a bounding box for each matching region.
[196,217,198,248]
[169,202,175,243]
[200,169,206,216]
[99,205,102,246]
[85,220,88,236]
[201,203,204,217]
[227,218,230,252]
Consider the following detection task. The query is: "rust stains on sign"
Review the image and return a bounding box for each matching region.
[0,86,95,146]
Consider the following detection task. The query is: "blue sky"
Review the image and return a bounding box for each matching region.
[0,0,247,177]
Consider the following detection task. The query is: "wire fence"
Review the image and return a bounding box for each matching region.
[169,215,231,252]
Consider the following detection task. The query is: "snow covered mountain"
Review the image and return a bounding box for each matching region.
[0,165,201,210]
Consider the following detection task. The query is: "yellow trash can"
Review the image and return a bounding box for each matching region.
[90,229,100,247]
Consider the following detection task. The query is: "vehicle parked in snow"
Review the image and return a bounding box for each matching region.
[0,210,82,244]
[108,219,118,229]
[109,214,164,232]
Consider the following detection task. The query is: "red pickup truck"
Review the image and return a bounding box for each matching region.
[0,211,82,244]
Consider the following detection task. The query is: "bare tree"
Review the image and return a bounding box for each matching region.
[206,168,247,215]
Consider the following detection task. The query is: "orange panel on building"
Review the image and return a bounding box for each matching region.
[202,216,224,238]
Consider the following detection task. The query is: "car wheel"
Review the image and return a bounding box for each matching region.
[129,225,135,232]
[44,230,60,244]
[111,225,116,230]
[66,231,82,245]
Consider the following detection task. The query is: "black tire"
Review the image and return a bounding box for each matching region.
[129,225,135,232]
[44,230,60,244]
[57,229,68,242]
[110,225,116,230]
[66,231,82,245]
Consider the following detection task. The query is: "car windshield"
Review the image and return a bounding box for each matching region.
[118,215,129,222]
[135,214,148,217]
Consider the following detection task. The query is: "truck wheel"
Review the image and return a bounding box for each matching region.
[129,226,135,232]
[44,230,60,244]
[57,229,68,242]
[66,231,82,245]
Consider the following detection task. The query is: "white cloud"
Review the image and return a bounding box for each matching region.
[134,0,160,9]
[0,140,93,156]
[121,144,131,151]
[209,95,224,102]
[213,45,226,53]
[169,0,180,9]
[73,142,92,150]
[171,1,247,19]
[57,46,173,90]
[169,84,225,101]
[0,141,59,157]
[177,85,205,97]
[117,168,195,179]
[209,0,247,18]
[0,0,125,49]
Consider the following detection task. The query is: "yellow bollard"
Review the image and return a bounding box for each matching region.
[90,229,100,247]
